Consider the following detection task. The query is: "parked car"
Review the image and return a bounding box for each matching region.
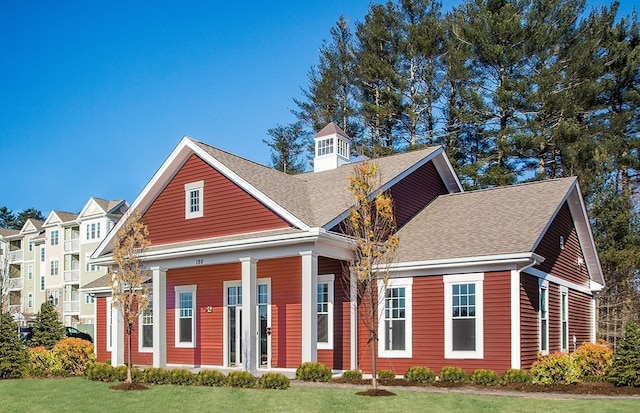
[18,326,34,342]
[65,326,92,343]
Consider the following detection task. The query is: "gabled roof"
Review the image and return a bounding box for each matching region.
[19,219,44,235]
[395,177,603,285]
[43,210,78,227]
[78,197,127,222]
[0,228,19,238]
[314,122,350,140]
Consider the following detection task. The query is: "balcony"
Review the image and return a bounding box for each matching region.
[63,300,80,314]
[63,269,80,284]
[9,249,23,263]
[8,304,21,314]
[8,277,23,290]
[63,238,80,252]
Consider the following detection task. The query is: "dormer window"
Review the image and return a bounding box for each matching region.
[185,181,204,219]
[317,138,334,156]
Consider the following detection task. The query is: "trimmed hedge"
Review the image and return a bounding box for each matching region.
[470,369,500,386]
[295,362,332,382]
[227,371,257,388]
[501,368,533,384]
[342,370,363,380]
[197,369,227,386]
[404,366,435,383]
[258,372,290,389]
[439,366,468,383]
[377,369,396,379]
[531,352,580,385]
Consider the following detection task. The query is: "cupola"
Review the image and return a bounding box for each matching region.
[313,122,351,172]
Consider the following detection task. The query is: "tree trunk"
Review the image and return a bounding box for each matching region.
[127,324,132,383]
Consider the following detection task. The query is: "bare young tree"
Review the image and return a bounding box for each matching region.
[343,160,399,390]
[108,210,150,385]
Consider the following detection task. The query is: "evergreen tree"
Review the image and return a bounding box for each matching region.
[14,208,44,229]
[608,320,640,387]
[0,207,17,229]
[262,122,307,174]
[30,301,65,350]
[0,312,29,379]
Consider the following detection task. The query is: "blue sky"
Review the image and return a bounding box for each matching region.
[0,0,634,217]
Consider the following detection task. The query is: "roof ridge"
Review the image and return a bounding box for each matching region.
[444,177,576,197]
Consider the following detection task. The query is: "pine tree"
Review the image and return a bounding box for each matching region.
[30,301,65,350]
[608,320,640,387]
[262,122,307,174]
[0,312,29,379]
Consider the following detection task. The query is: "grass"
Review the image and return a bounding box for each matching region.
[0,377,638,413]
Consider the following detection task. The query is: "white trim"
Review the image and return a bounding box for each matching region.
[174,285,197,348]
[184,180,204,219]
[525,267,593,295]
[257,278,272,370]
[560,286,569,352]
[106,297,113,352]
[301,251,318,362]
[138,295,153,354]
[350,269,358,370]
[387,253,544,275]
[539,279,549,355]
[223,280,242,368]
[510,270,521,369]
[317,274,335,350]
[444,273,484,359]
[378,277,413,358]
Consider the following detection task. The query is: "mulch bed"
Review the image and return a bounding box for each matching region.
[109,382,149,391]
[330,378,640,397]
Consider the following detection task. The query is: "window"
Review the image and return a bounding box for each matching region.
[86,223,101,240]
[317,274,334,349]
[561,286,568,352]
[50,259,59,276]
[51,230,59,245]
[444,273,484,359]
[84,293,95,304]
[28,237,33,252]
[175,285,196,347]
[140,296,153,351]
[40,275,45,291]
[40,247,45,262]
[337,138,349,157]
[51,290,59,306]
[316,137,334,156]
[28,293,33,308]
[184,181,204,219]
[379,278,412,358]
[28,264,33,280]
[539,280,549,354]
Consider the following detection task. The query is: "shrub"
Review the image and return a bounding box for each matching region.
[52,337,96,376]
[143,367,170,384]
[573,340,613,381]
[531,352,580,385]
[404,366,435,383]
[30,302,65,350]
[439,366,468,383]
[28,346,64,377]
[167,368,196,385]
[226,371,257,388]
[501,368,533,384]
[258,372,290,390]
[295,362,332,382]
[84,362,118,382]
[342,370,363,380]
[0,313,29,379]
[470,369,500,386]
[197,369,226,386]
[377,369,396,379]
[608,320,640,387]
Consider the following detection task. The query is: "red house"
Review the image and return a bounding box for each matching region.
[84,123,604,375]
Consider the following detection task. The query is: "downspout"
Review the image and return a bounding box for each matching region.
[511,258,540,370]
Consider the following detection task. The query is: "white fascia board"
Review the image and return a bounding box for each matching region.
[185,139,310,231]
[525,267,595,295]
[386,252,544,276]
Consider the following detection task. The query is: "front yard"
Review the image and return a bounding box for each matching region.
[1,377,638,413]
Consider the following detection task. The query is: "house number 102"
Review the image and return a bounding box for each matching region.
[195,258,204,265]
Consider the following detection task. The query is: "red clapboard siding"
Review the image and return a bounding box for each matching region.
[96,297,110,363]
[390,161,450,228]
[165,262,240,366]
[124,302,154,367]
[569,291,593,348]
[534,203,589,287]
[258,257,302,369]
[317,257,350,371]
[143,154,290,245]
[520,273,539,369]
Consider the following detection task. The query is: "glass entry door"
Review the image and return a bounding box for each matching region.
[258,283,269,368]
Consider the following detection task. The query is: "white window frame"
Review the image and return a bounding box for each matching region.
[539,279,549,355]
[28,293,33,309]
[317,274,334,350]
[175,285,197,348]
[40,247,45,262]
[560,285,569,352]
[28,237,33,252]
[40,275,45,291]
[106,297,113,352]
[316,137,334,156]
[139,295,153,353]
[50,259,59,276]
[378,277,413,358]
[51,230,59,245]
[184,181,204,219]
[444,273,484,359]
[51,290,59,306]
[28,264,33,280]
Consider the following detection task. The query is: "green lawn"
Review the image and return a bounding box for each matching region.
[1,377,638,413]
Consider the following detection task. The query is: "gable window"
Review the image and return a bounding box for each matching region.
[184,181,204,219]
[50,259,59,276]
[175,285,196,347]
[379,278,412,358]
[316,137,334,156]
[317,274,334,349]
[50,230,59,245]
[444,273,484,359]
[539,279,549,354]
[140,296,153,351]
[561,286,568,352]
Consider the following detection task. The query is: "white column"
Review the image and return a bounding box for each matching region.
[510,269,521,369]
[240,257,257,373]
[350,267,358,370]
[300,251,318,362]
[111,304,124,367]
[152,266,167,368]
